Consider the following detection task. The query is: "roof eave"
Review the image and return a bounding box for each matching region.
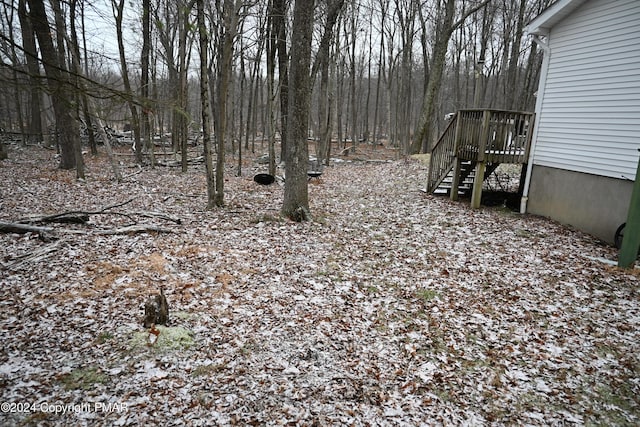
[525,0,589,35]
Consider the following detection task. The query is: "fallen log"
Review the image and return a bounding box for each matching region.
[0,221,57,242]
[19,213,90,225]
[0,221,54,234]
[15,199,180,227]
[0,221,176,239]
[0,221,57,241]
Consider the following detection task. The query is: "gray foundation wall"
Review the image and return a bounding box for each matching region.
[527,165,633,244]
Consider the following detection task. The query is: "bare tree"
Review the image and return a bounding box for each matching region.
[27,0,83,177]
[141,0,155,166]
[112,0,142,161]
[412,0,491,154]
[313,0,345,166]
[67,2,121,181]
[2,2,26,145]
[17,0,43,143]
[178,0,195,172]
[214,0,240,206]
[196,0,215,208]
[154,0,195,166]
[282,0,315,221]
[394,0,418,154]
[272,0,289,161]
[266,0,278,176]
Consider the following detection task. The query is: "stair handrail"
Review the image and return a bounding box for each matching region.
[427,109,536,195]
[427,113,460,193]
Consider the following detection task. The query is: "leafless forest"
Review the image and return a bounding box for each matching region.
[0,0,549,172]
[2,0,640,425]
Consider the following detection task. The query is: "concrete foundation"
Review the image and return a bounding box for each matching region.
[527,165,633,244]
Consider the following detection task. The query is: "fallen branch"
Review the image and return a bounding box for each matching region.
[122,164,143,181]
[156,156,205,167]
[0,221,57,242]
[6,240,62,270]
[18,198,137,225]
[19,213,90,225]
[339,146,357,156]
[134,211,182,224]
[96,225,176,235]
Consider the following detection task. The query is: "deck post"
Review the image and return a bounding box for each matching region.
[471,110,491,209]
[450,158,461,200]
[450,115,463,200]
[471,161,485,208]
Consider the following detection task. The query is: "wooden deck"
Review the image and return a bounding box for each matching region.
[427,109,535,207]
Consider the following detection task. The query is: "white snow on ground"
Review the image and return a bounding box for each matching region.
[0,147,639,426]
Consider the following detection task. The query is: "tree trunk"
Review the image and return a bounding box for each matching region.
[70,0,97,159]
[28,0,82,175]
[238,38,246,176]
[79,1,97,155]
[141,0,154,167]
[266,0,277,176]
[215,0,238,207]
[178,2,189,172]
[411,0,455,154]
[349,7,357,147]
[504,0,527,110]
[412,0,491,154]
[316,51,330,167]
[313,0,344,166]
[197,0,215,208]
[112,0,142,162]
[244,33,264,153]
[273,0,289,162]
[336,54,344,150]
[6,4,26,146]
[282,0,315,221]
[51,0,83,176]
[18,0,43,143]
[372,0,387,145]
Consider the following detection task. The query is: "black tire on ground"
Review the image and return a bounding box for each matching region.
[615,223,625,250]
[615,222,640,257]
[254,173,275,185]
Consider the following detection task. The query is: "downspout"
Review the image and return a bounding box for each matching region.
[520,33,550,214]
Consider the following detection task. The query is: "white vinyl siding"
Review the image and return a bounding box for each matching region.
[532,0,640,180]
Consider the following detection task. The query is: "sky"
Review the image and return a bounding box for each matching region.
[80,0,141,69]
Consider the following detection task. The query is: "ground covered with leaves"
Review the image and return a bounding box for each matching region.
[1,146,639,426]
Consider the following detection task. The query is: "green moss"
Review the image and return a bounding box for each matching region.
[515,228,532,238]
[129,325,195,351]
[586,381,639,426]
[60,367,107,390]
[416,289,438,301]
[173,311,195,320]
[96,332,114,343]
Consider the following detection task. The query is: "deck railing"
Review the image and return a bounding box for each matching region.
[427,109,535,193]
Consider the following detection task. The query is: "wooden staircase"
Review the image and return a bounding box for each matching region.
[427,109,535,207]
[433,161,500,196]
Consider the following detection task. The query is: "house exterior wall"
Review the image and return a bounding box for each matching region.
[525,0,640,242]
[528,165,633,243]
[532,0,640,180]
